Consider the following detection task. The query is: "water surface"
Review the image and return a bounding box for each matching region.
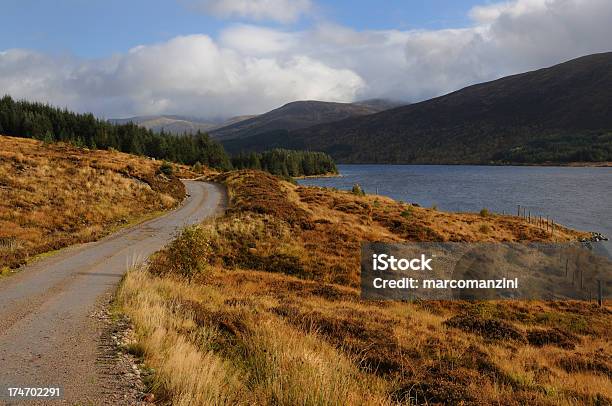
[299,165,612,250]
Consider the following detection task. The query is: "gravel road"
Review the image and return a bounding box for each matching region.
[0,180,226,405]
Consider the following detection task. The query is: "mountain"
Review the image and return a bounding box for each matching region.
[352,98,406,111]
[210,100,400,142]
[110,115,256,134]
[225,53,612,164]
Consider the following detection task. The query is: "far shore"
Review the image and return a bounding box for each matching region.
[293,172,342,180]
[324,161,612,168]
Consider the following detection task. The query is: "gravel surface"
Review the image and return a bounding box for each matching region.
[0,181,226,405]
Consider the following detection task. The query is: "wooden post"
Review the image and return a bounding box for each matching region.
[552,221,555,237]
[517,205,521,216]
[580,269,583,290]
[528,210,531,223]
[598,280,604,307]
[565,258,568,278]
[523,207,526,219]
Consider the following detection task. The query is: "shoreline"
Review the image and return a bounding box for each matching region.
[330,161,612,168]
[293,172,342,180]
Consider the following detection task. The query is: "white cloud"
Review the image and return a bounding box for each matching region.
[469,0,547,23]
[0,35,363,118]
[219,25,299,55]
[302,0,612,101]
[1,0,611,118]
[184,0,312,23]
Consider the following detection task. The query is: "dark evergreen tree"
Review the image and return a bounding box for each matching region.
[0,95,232,170]
[231,148,337,177]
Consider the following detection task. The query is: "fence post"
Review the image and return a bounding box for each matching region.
[598,280,604,307]
[552,221,555,237]
[517,205,520,216]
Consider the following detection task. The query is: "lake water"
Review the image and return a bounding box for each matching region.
[298,165,612,252]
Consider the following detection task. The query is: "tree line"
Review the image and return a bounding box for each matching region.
[0,95,231,169]
[0,95,338,176]
[231,149,337,177]
[491,133,612,164]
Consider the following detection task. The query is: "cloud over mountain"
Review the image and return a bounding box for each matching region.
[1,0,611,118]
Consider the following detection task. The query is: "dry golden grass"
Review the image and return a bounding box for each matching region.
[118,267,390,405]
[0,135,206,269]
[118,170,610,405]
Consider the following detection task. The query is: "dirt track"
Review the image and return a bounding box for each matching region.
[0,180,225,405]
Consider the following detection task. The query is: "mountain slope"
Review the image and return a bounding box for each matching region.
[110,115,256,134]
[0,135,193,269]
[210,100,397,142]
[228,53,612,164]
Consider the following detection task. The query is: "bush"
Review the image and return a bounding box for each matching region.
[526,328,578,349]
[193,161,203,173]
[400,206,413,218]
[479,208,491,217]
[479,224,491,234]
[166,225,211,278]
[351,184,365,196]
[444,314,525,342]
[159,161,174,176]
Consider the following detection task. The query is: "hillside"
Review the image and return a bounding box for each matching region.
[0,136,202,270]
[110,114,256,135]
[227,53,612,164]
[353,98,406,111]
[0,96,232,169]
[117,170,611,405]
[211,100,397,145]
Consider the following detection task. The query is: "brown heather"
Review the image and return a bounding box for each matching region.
[0,135,201,269]
[116,169,611,405]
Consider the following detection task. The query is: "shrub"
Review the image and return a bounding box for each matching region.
[479,224,491,234]
[526,328,578,349]
[400,206,413,218]
[165,225,211,278]
[193,161,203,173]
[444,314,525,342]
[351,184,365,196]
[479,208,491,217]
[159,161,173,176]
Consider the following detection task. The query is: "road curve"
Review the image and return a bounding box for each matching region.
[0,180,226,405]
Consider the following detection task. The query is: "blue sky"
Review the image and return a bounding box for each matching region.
[1,0,481,58]
[1,0,610,118]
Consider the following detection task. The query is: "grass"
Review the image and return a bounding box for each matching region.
[116,170,610,405]
[0,135,205,269]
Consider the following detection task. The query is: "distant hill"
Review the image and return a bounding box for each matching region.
[352,98,406,111]
[110,115,256,135]
[225,53,612,164]
[210,100,400,142]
